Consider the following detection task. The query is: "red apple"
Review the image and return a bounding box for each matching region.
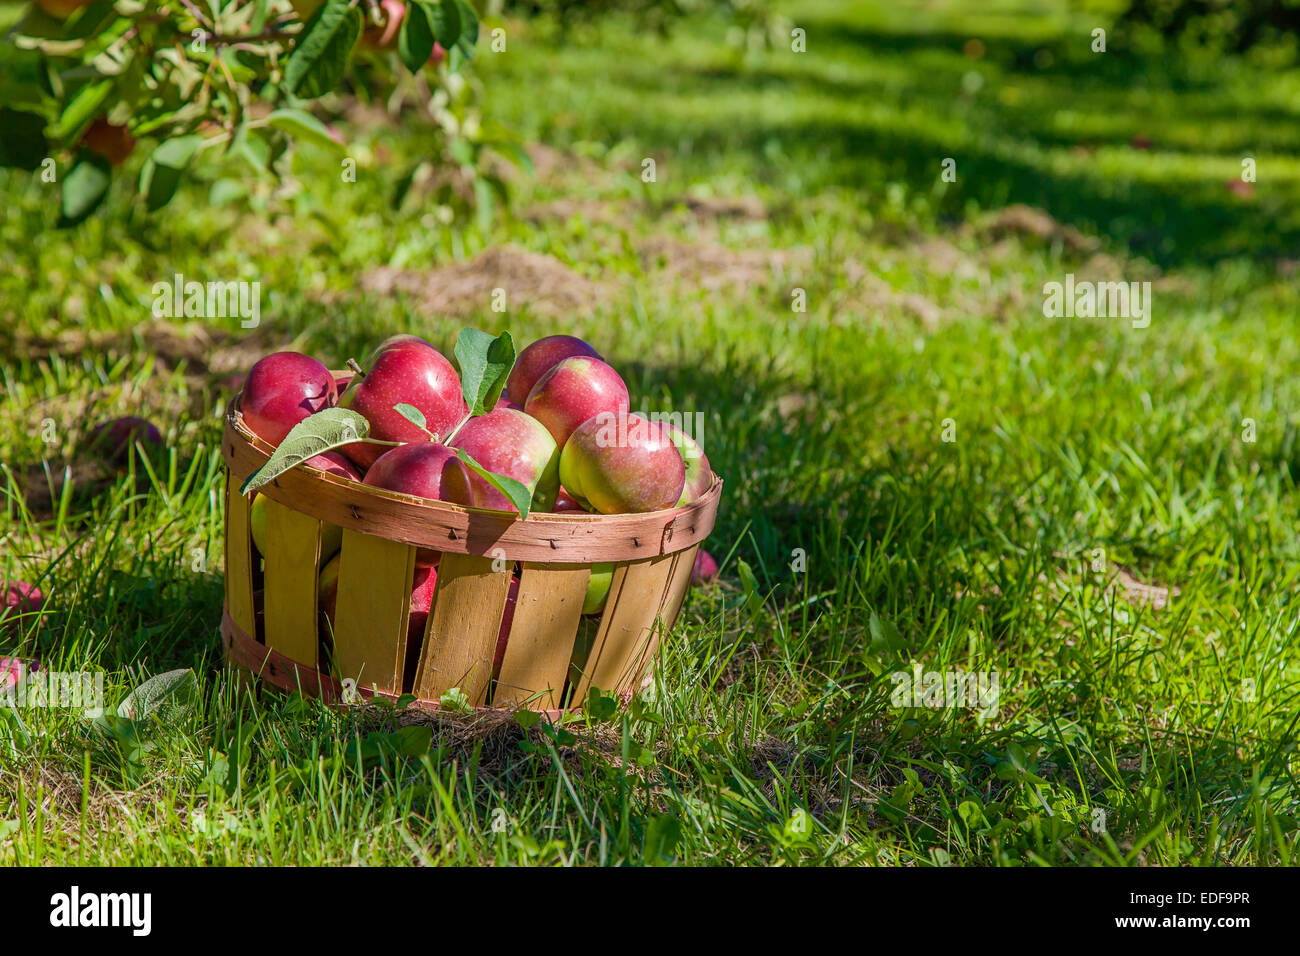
[403,563,439,686]
[319,553,341,623]
[450,408,559,512]
[81,118,135,166]
[362,442,471,501]
[249,451,360,559]
[1,581,44,630]
[363,442,473,563]
[494,395,523,412]
[692,549,718,585]
[506,335,601,406]
[524,356,629,448]
[241,351,337,447]
[340,340,466,468]
[491,574,520,677]
[0,656,24,693]
[86,416,162,464]
[363,334,433,367]
[667,424,712,506]
[552,487,587,513]
[559,413,685,514]
[360,0,405,50]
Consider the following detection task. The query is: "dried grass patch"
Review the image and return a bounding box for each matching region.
[358,246,611,318]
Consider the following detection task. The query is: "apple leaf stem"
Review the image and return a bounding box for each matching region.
[392,403,438,440]
[442,410,473,446]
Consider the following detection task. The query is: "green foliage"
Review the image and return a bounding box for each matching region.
[2,0,1299,868]
[286,1,366,98]
[1115,0,1300,60]
[0,0,486,221]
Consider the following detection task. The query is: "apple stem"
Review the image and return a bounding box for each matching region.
[345,358,365,380]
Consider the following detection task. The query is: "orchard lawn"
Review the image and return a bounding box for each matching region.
[3,0,1300,865]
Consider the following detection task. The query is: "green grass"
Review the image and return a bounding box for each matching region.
[2,0,1299,865]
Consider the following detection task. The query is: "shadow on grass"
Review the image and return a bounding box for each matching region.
[585,13,1297,268]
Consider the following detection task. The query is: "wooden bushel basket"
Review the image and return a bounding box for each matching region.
[219,383,721,714]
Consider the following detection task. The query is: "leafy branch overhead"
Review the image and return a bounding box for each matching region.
[2,0,485,223]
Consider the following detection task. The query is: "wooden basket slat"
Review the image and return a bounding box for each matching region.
[332,529,414,694]
[414,553,512,705]
[261,497,323,669]
[494,562,592,709]
[619,543,699,694]
[570,554,677,703]
[224,475,258,642]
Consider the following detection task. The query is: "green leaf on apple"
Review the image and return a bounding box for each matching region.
[455,448,532,519]
[393,403,427,430]
[454,328,516,416]
[240,407,372,495]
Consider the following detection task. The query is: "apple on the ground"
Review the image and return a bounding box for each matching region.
[249,450,361,559]
[692,549,719,585]
[1,580,44,630]
[506,335,600,407]
[86,416,162,464]
[0,656,24,692]
[450,408,559,512]
[559,412,685,514]
[524,356,629,448]
[340,339,466,468]
[241,351,337,446]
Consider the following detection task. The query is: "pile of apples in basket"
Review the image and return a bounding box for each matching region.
[237,329,719,666]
